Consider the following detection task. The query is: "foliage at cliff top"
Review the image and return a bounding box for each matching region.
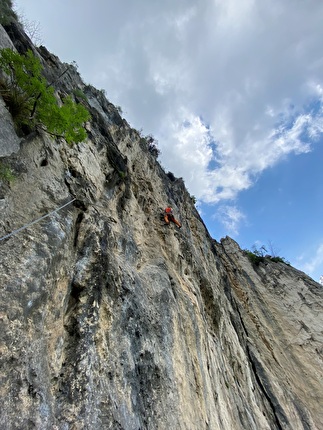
[0,0,17,25]
[245,245,290,266]
[0,48,90,144]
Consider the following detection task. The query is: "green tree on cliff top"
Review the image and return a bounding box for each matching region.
[0,48,90,144]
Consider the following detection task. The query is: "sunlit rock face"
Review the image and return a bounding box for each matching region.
[1,20,323,430]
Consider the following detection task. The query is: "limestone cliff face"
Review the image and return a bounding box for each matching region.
[1,22,323,430]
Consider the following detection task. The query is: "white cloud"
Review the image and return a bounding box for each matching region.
[214,205,246,236]
[297,243,323,280]
[158,105,316,205]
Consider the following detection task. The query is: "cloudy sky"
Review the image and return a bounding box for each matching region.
[15,0,323,281]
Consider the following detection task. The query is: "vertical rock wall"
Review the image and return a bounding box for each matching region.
[1,21,323,430]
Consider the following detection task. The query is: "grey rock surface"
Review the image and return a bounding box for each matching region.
[0,97,21,157]
[0,24,14,50]
[0,17,323,430]
[0,26,21,157]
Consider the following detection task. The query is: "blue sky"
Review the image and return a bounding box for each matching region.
[14,0,323,282]
[210,139,323,259]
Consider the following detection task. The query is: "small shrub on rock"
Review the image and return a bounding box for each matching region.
[167,171,176,182]
[0,0,18,25]
[0,162,15,182]
[146,134,160,158]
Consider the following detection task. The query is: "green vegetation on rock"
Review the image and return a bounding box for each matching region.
[0,161,15,182]
[245,245,290,266]
[0,48,90,144]
[0,0,18,25]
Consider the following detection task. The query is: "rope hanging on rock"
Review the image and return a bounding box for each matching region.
[0,198,76,242]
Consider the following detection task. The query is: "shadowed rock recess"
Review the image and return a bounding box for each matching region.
[1,20,323,430]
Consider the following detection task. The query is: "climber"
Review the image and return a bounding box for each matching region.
[164,207,181,228]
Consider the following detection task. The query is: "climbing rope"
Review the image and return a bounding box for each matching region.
[0,198,76,242]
